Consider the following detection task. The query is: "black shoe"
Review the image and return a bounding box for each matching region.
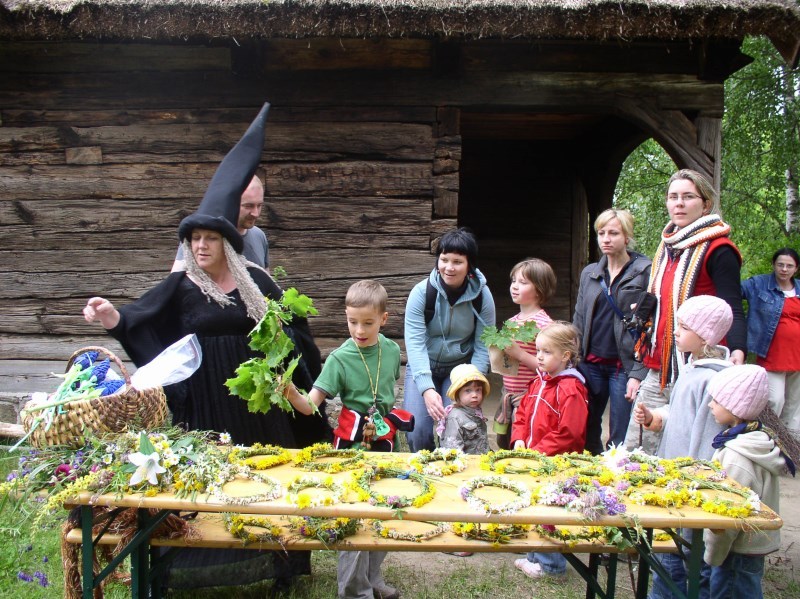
[268,576,294,598]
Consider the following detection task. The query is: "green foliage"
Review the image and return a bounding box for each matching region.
[225,289,317,415]
[480,320,540,350]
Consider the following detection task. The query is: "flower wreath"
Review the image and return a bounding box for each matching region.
[293,442,365,473]
[209,471,283,506]
[535,524,616,547]
[287,515,360,546]
[408,448,467,477]
[479,449,557,476]
[350,466,435,509]
[223,513,285,545]
[371,519,447,542]
[450,521,531,544]
[227,443,292,470]
[287,475,346,508]
[459,475,532,515]
[534,476,627,521]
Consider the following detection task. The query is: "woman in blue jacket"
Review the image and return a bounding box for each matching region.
[403,228,496,452]
[742,247,800,433]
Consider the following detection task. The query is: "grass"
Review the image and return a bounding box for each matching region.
[2,441,798,599]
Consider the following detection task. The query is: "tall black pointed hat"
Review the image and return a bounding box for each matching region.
[178,102,270,254]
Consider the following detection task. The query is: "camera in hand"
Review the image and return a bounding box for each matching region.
[625,291,657,334]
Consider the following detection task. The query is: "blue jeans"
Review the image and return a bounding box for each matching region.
[527,551,567,575]
[709,553,763,599]
[583,361,632,454]
[649,544,710,599]
[403,366,452,452]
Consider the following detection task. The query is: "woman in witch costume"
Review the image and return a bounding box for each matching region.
[83,103,326,592]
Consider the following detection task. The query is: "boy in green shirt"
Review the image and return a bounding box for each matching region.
[286,279,410,598]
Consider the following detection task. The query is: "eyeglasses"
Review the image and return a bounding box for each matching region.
[666,193,702,202]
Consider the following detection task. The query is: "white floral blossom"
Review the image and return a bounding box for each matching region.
[219,433,231,444]
[102,454,114,465]
[128,451,167,486]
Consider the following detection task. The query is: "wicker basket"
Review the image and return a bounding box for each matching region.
[21,346,169,448]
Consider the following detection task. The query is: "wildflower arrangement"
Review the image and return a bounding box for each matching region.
[459,475,532,515]
[408,447,466,477]
[223,513,285,546]
[287,515,360,546]
[350,465,435,509]
[208,470,283,506]
[0,427,232,530]
[227,443,292,470]
[535,524,634,551]
[450,521,532,545]
[479,449,557,475]
[371,519,447,542]
[287,475,345,508]
[292,443,365,473]
[533,476,627,521]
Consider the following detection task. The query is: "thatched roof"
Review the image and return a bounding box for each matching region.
[2,0,799,64]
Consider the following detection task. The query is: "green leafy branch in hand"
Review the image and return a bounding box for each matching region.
[225,289,318,415]
[479,319,540,350]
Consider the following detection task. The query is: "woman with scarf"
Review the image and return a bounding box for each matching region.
[623,169,746,455]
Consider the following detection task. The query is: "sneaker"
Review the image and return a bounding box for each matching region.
[514,558,565,579]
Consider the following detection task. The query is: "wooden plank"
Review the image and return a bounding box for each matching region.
[265,197,430,232]
[0,227,430,251]
[0,337,129,361]
[0,271,164,299]
[0,42,231,73]
[0,162,434,200]
[0,122,435,161]
[0,70,724,113]
[256,38,432,71]
[0,106,437,127]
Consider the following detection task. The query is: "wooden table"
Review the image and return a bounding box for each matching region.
[65,450,782,599]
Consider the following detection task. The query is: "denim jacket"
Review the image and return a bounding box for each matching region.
[741,273,800,358]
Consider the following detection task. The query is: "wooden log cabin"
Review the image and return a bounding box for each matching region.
[1,0,799,424]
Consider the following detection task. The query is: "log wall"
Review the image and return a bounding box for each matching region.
[0,37,726,403]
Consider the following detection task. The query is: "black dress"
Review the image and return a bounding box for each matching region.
[108,269,324,588]
[169,278,297,447]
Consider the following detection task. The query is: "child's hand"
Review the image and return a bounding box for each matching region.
[503,342,525,361]
[631,402,651,426]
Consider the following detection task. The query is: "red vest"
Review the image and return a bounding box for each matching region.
[644,237,739,371]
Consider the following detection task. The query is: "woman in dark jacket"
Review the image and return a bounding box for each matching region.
[573,209,651,453]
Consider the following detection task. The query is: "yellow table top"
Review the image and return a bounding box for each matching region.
[66,450,782,531]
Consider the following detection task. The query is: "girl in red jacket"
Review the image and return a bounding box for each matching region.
[511,321,589,579]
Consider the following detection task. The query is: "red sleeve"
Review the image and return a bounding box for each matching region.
[531,380,589,455]
[510,379,538,447]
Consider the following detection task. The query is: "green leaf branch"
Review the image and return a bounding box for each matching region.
[479,319,540,350]
[225,289,318,415]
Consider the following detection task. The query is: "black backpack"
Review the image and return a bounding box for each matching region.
[423,279,484,325]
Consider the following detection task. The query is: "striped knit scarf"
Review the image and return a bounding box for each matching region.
[648,214,731,386]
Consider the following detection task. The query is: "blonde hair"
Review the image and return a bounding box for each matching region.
[510,258,557,306]
[594,208,635,247]
[536,321,581,367]
[667,169,720,216]
[345,279,388,313]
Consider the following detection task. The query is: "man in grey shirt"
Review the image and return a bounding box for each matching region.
[172,175,269,271]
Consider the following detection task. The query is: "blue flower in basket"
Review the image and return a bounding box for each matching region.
[72,351,99,371]
[96,379,125,397]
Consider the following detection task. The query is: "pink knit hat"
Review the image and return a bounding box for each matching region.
[675,295,732,347]
[707,364,770,421]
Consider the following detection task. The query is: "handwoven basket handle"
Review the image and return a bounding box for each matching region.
[66,346,132,384]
